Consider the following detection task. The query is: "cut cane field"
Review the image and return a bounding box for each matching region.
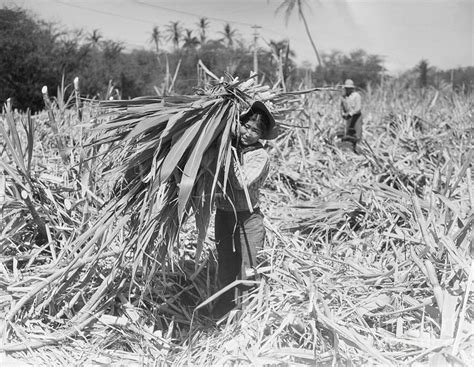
[0,70,472,367]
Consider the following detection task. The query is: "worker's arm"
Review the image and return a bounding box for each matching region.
[341,99,350,119]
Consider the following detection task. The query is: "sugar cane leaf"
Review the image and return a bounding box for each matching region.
[435,193,461,218]
[0,120,27,177]
[159,110,189,141]
[124,113,171,141]
[210,104,236,197]
[25,110,34,174]
[5,109,24,159]
[155,107,215,186]
[177,103,229,221]
[194,172,213,263]
[91,116,142,130]
[157,117,206,185]
[449,149,473,196]
[222,143,233,194]
[159,101,215,143]
[0,160,28,192]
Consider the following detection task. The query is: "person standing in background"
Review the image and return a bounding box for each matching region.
[340,79,363,152]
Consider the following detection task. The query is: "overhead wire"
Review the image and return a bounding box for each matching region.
[134,0,257,28]
[53,0,155,26]
[54,0,288,40]
[49,0,315,62]
[132,0,288,38]
[132,0,294,60]
[51,0,153,49]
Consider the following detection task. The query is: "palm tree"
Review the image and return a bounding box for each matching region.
[219,23,238,48]
[166,21,183,51]
[269,39,295,60]
[276,0,323,67]
[150,26,162,53]
[87,29,102,48]
[196,17,209,45]
[183,29,200,50]
[268,39,295,90]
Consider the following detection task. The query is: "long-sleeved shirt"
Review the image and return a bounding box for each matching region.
[341,91,362,118]
[215,144,269,212]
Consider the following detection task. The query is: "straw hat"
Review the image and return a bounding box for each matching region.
[241,101,279,140]
[343,79,356,88]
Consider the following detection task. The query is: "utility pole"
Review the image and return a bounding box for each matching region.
[380,56,386,89]
[251,25,261,75]
[451,69,454,90]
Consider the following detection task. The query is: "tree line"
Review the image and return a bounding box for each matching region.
[1,6,472,112]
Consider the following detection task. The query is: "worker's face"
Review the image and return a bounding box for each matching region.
[240,115,264,146]
[344,87,354,96]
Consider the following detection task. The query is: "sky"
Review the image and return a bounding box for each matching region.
[2,0,473,73]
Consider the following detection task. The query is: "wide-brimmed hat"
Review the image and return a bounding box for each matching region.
[343,79,356,88]
[241,100,278,140]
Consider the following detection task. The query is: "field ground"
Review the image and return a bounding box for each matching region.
[0,83,473,366]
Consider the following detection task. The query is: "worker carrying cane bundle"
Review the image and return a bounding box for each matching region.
[213,101,278,318]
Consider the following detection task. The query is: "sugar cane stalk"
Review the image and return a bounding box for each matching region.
[41,86,69,164]
[73,76,82,122]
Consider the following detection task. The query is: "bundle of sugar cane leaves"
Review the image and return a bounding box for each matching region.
[91,76,292,269]
[0,76,295,352]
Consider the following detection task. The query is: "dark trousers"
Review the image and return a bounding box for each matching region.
[214,208,265,304]
[344,113,363,145]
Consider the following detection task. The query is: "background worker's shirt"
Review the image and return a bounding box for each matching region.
[215,145,269,212]
[341,92,362,116]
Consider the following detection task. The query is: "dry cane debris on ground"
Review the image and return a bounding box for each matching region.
[0,75,473,366]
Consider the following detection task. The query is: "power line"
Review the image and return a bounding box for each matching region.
[54,0,288,39]
[134,0,255,28]
[53,0,155,26]
[133,0,287,37]
[52,0,288,48]
[51,0,157,49]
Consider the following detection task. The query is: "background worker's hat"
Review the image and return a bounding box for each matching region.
[241,100,279,140]
[343,79,356,88]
